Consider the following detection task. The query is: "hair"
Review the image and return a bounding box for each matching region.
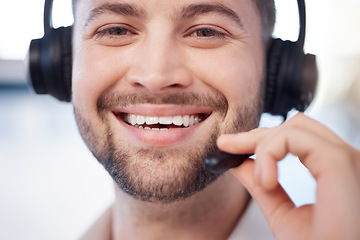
[252,0,276,43]
[72,0,275,43]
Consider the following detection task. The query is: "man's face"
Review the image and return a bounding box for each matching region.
[72,0,265,203]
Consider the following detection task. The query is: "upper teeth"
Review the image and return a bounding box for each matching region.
[125,114,202,128]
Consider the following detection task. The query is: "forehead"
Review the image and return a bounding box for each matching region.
[77,0,255,8]
[74,0,259,24]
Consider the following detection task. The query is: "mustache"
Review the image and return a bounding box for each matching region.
[97,91,228,115]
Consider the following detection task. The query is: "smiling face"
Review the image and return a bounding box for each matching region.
[72,0,265,203]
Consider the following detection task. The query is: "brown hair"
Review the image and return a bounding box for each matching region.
[252,0,276,43]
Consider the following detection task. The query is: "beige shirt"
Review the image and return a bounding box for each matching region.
[80,200,274,240]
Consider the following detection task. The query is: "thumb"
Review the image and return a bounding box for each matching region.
[230,159,295,232]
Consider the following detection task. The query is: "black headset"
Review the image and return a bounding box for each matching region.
[28,0,72,102]
[28,0,317,117]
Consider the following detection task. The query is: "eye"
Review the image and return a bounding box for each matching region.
[94,24,138,46]
[96,26,133,38]
[184,25,230,48]
[192,28,226,38]
[106,27,131,36]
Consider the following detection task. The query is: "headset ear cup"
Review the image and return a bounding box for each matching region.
[265,38,316,116]
[46,26,72,102]
[299,53,317,111]
[58,26,72,102]
[28,26,72,102]
[28,38,47,95]
[264,38,284,115]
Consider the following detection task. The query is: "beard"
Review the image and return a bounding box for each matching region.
[74,90,263,204]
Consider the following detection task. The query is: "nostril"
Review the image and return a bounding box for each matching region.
[133,82,145,88]
[125,64,193,93]
[169,83,182,88]
[131,81,188,93]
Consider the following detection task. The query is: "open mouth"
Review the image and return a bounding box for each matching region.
[117,113,209,131]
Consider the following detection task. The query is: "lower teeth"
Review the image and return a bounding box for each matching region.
[136,125,169,131]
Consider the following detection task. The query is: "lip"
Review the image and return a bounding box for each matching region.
[111,104,213,147]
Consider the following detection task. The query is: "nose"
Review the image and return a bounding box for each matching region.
[125,33,193,94]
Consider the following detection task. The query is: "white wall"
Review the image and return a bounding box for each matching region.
[1,0,360,239]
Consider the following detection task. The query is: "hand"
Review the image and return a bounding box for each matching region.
[218,113,360,240]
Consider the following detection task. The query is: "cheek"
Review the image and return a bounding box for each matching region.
[187,45,264,109]
[72,44,131,111]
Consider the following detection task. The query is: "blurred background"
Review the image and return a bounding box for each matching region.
[1,0,360,239]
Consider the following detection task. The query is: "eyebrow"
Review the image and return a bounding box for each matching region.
[178,3,243,27]
[85,3,147,26]
[84,2,243,29]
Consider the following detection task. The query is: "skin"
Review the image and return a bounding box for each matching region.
[219,113,360,240]
[72,0,263,239]
[71,0,360,239]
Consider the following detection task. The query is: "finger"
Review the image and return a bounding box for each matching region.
[233,125,337,190]
[219,113,358,189]
[283,113,343,146]
[217,127,270,154]
[217,128,272,185]
[218,127,280,188]
[311,148,360,239]
[254,124,359,190]
[230,159,296,233]
[218,113,342,156]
